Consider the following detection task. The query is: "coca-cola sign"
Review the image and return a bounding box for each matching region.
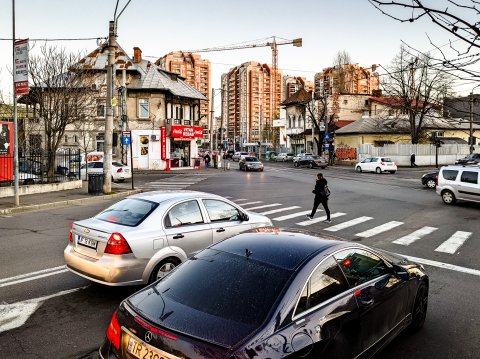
[170,126,203,139]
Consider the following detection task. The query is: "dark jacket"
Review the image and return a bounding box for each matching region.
[313,178,328,198]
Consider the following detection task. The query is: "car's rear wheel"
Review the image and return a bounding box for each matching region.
[294,162,299,167]
[441,190,456,205]
[308,163,313,169]
[426,179,436,188]
[409,281,428,332]
[355,166,362,173]
[375,167,382,174]
[390,171,396,174]
[149,257,181,283]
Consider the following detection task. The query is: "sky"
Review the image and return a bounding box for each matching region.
[1,0,478,114]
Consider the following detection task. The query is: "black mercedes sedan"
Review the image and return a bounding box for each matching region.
[99,229,429,359]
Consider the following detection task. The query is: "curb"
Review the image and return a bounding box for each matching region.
[0,189,143,215]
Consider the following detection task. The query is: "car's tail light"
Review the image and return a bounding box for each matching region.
[117,168,123,173]
[435,175,438,185]
[134,316,177,340]
[381,162,385,166]
[105,232,132,255]
[69,224,74,242]
[106,310,121,349]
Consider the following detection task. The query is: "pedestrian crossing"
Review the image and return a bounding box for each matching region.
[224,196,474,255]
[141,175,211,191]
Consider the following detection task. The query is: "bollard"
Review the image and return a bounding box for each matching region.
[227,162,230,170]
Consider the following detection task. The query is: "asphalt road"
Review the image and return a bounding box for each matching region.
[1,162,479,358]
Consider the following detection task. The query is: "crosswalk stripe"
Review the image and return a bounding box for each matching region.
[324,216,373,232]
[355,221,403,238]
[244,203,282,211]
[224,196,232,199]
[297,212,347,226]
[259,206,301,215]
[239,201,263,206]
[273,210,312,221]
[233,198,248,202]
[393,226,438,246]
[145,182,197,185]
[434,231,472,254]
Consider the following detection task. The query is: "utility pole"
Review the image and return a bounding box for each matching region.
[469,92,474,154]
[210,88,215,152]
[12,0,19,206]
[103,20,115,194]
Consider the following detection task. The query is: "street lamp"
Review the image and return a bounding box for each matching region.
[104,0,132,194]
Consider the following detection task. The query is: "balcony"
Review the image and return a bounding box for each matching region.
[286,128,304,135]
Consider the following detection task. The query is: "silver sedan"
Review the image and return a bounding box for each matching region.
[64,191,272,286]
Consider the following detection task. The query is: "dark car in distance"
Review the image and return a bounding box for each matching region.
[239,156,264,171]
[100,229,429,359]
[294,154,328,169]
[421,171,438,189]
[455,153,480,165]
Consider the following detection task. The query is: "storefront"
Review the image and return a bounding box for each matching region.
[162,125,203,169]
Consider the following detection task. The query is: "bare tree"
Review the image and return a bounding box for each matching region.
[27,44,96,179]
[382,45,454,143]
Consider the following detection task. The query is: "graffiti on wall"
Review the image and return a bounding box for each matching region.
[336,147,357,161]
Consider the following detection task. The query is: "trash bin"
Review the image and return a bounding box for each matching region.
[88,173,104,195]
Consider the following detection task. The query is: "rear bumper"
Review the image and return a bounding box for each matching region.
[64,245,147,286]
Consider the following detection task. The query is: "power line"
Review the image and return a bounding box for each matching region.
[0,37,106,41]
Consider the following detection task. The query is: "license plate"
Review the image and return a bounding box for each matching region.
[127,336,180,359]
[76,235,98,249]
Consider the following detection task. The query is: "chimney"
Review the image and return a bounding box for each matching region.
[133,47,142,64]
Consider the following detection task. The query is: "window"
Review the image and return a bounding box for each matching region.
[460,171,478,184]
[64,135,68,143]
[164,200,204,228]
[388,109,395,116]
[73,135,78,143]
[96,134,104,152]
[334,249,390,287]
[203,199,241,222]
[294,256,349,317]
[442,170,458,181]
[96,198,158,227]
[96,100,106,118]
[139,99,149,119]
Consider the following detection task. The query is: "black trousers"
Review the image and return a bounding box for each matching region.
[311,196,330,219]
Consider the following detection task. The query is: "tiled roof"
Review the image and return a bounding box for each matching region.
[281,88,312,106]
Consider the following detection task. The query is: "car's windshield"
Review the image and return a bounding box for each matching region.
[245,157,258,162]
[96,198,158,226]
[312,155,321,160]
[128,248,293,347]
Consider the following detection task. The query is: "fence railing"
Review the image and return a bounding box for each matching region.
[0,149,81,187]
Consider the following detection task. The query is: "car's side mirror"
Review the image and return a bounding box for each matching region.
[239,212,249,222]
[392,264,409,281]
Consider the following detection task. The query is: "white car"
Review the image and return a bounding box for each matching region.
[232,151,249,162]
[80,161,132,182]
[275,153,295,162]
[355,157,397,174]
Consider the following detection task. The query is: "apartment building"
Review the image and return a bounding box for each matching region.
[156,52,211,139]
[221,61,283,148]
[283,75,314,101]
[314,64,380,96]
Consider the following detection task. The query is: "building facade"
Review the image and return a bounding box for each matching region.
[221,61,283,150]
[156,51,211,142]
[314,64,380,96]
[283,75,314,101]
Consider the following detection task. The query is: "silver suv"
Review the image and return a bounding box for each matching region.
[436,165,480,205]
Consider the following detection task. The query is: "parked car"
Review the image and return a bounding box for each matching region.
[264,151,277,161]
[436,165,480,205]
[293,152,313,162]
[64,191,272,286]
[80,161,131,182]
[239,156,264,171]
[99,228,429,359]
[275,152,295,162]
[223,150,235,159]
[294,154,328,169]
[355,157,397,174]
[231,151,249,162]
[421,171,438,189]
[455,153,480,165]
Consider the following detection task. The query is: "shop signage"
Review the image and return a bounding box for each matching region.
[160,126,167,160]
[170,126,203,139]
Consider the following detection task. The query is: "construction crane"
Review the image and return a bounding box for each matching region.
[183,36,302,116]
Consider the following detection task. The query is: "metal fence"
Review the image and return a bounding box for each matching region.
[0,149,81,187]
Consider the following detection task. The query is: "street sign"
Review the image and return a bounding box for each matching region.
[324,133,330,140]
[122,133,131,145]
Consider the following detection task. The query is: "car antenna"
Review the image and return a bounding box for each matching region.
[245,248,253,259]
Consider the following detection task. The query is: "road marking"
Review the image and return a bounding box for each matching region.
[144,182,197,185]
[238,201,263,206]
[393,226,438,246]
[224,196,232,199]
[259,206,301,215]
[435,231,472,254]
[245,203,282,211]
[355,221,404,238]
[398,254,480,277]
[0,265,67,287]
[233,198,248,202]
[0,286,87,333]
[296,212,347,226]
[273,210,312,221]
[324,216,374,232]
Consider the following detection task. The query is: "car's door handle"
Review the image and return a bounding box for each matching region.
[360,297,374,306]
[216,228,226,233]
[172,234,184,239]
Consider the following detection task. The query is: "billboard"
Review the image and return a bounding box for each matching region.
[0,122,14,182]
[14,39,29,96]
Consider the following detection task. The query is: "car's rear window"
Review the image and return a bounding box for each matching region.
[112,161,124,167]
[442,170,459,181]
[128,249,293,347]
[381,158,393,162]
[96,198,158,226]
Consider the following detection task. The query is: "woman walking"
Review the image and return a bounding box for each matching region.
[306,173,331,223]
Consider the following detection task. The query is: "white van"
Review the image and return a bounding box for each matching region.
[436,165,480,205]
